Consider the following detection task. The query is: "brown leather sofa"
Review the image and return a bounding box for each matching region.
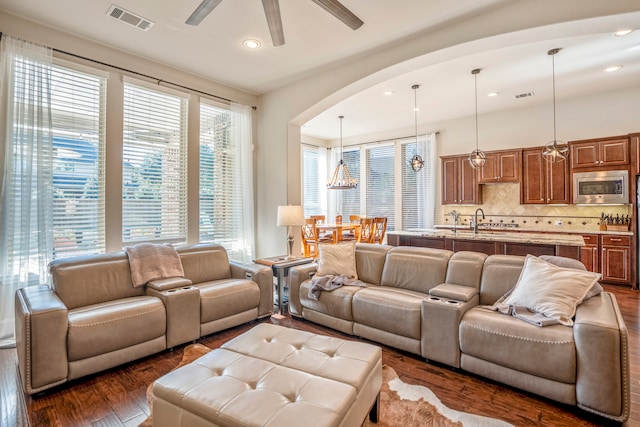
[288,243,630,422]
[14,243,272,395]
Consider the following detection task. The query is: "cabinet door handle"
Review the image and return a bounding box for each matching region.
[609,238,622,242]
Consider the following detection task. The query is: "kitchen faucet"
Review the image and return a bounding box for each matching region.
[473,208,485,235]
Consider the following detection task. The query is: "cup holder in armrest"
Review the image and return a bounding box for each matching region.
[426,296,461,306]
[428,297,441,302]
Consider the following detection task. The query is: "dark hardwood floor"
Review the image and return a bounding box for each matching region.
[1,284,638,427]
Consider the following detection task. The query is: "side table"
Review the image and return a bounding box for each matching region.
[255,256,314,319]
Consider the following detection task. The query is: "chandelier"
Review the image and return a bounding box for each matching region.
[542,48,569,162]
[327,115,358,190]
[468,68,486,169]
[409,84,424,172]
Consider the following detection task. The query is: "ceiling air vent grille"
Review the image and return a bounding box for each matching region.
[515,91,534,99]
[107,5,153,31]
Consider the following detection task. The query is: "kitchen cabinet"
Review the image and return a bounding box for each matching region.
[521,147,570,204]
[601,234,631,284]
[579,233,632,286]
[579,234,599,273]
[570,137,629,169]
[478,149,521,183]
[441,155,482,205]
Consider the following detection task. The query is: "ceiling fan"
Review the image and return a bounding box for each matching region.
[185,0,364,47]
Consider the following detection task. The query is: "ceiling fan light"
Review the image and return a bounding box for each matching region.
[542,140,569,162]
[468,149,486,169]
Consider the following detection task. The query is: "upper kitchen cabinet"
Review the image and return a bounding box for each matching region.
[521,147,570,204]
[570,136,629,169]
[441,155,482,205]
[477,149,522,183]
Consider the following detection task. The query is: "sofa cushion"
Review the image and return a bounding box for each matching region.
[460,307,576,383]
[67,296,166,361]
[352,287,424,340]
[380,247,452,293]
[501,255,600,326]
[179,244,232,283]
[355,243,391,285]
[317,242,358,279]
[479,255,526,305]
[197,279,261,323]
[300,280,366,321]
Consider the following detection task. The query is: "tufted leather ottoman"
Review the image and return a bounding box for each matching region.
[151,323,382,427]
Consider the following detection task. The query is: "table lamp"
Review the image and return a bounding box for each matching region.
[277,205,304,260]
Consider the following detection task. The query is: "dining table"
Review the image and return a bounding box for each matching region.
[315,222,361,243]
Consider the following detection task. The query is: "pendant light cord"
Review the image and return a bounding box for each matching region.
[552,52,557,142]
[339,115,344,162]
[472,69,480,151]
[413,84,419,153]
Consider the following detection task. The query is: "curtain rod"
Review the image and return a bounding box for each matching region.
[0,31,257,110]
[336,130,441,149]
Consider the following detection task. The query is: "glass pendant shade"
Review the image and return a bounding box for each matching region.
[468,149,487,169]
[410,154,424,172]
[467,68,485,169]
[542,140,569,162]
[327,115,358,190]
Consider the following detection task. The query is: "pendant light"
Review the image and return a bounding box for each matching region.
[468,68,486,169]
[327,115,358,190]
[409,84,424,172]
[542,48,569,162]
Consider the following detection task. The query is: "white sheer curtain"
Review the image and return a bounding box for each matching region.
[230,102,255,262]
[0,35,54,348]
[416,132,437,229]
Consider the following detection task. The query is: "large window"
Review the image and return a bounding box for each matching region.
[339,148,361,217]
[51,64,106,258]
[122,83,188,244]
[365,144,395,229]
[302,145,323,217]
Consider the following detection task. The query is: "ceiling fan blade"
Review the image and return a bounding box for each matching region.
[262,0,285,46]
[310,0,363,30]
[185,0,224,26]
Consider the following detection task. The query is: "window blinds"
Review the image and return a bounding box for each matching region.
[122,83,188,244]
[51,64,106,258]
[365,145,395,229]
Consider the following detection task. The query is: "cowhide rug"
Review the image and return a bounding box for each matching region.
[140,344,512,427]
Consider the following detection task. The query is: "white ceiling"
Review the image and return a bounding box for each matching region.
[1,0,639,140]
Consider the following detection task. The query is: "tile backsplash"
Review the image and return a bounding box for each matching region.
[441,183,632,232]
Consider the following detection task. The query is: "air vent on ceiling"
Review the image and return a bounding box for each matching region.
[107,5,154,31]
[515,91,535,99]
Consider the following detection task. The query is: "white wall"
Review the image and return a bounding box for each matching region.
[256,0,640,258]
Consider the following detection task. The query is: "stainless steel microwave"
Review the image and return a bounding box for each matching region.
[573,170,628,205]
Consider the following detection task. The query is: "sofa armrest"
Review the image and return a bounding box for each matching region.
[574,292,629,422]
[230,260,273,317]
[429,283,478,302]
[15,285,69,394]
[288,263,318,317]
[147,277,193,291]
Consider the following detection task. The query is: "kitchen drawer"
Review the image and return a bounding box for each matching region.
[582,234,598,245]
[602,235,630,246]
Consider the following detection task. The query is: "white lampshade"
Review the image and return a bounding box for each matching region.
[276,205,304,227]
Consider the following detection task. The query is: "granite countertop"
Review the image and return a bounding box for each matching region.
[431,224,633,236]
[388,229,586,246]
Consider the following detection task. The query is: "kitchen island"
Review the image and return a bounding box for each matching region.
[387,229,585,260]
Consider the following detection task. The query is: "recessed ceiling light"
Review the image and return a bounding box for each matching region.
[604,65,623,72]
[487,92,499,97]
[243,39,261,49]
[615,29,633,36]
[383,91,394,95]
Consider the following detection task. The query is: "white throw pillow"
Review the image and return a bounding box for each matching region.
[502,255,601,326]
[316,242,358,279]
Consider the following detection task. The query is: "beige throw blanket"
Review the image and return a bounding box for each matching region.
[125,243,185,287]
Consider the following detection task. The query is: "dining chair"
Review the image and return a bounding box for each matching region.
[301,218,333,257]
[358,218,375,243]
[371,217,388,244]
[342,215,364,241]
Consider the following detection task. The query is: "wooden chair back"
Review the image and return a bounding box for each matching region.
[310,215,326,224]
[358,218,375,243]
[371,217,388,244]
[301,218,320,258]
